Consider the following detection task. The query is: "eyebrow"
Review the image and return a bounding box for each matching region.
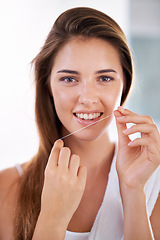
[95,69,117,74]
[56,69,117,74]
[57,69,79,74]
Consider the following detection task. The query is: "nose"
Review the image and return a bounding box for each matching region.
[78,82,99,106]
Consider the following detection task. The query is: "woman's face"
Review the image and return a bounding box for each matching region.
[50,37,124,141]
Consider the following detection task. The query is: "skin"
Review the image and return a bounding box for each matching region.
[114,107,160,239]
[0,37,160,240]
[50,37,124,142]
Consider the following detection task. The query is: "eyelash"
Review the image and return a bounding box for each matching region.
[59,75,114,83]
[98,76,114,82]
[60,76,77,83]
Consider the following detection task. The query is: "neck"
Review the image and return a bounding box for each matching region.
[63,131,115,174]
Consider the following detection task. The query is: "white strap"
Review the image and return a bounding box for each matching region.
[15,164,24,176]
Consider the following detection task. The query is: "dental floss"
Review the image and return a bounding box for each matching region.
[59,114,112,140]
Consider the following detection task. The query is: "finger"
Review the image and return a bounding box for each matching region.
[117,107,154,125]
[58,147,71,169]
[123,123,160,142]
[118,106,135,115]
[47,139,64,169]
[114,109,130,147]
[128,137,159,159]
[69,154,80,176]
[129,138,160,165]
[117,115,154,125]
[118,106,142,117]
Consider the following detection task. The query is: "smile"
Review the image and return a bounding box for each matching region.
[74,112,103,120]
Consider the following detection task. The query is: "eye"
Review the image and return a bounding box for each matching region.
[60,76,77,83]
[99,76,114,82]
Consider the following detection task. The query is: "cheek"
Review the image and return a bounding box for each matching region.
[53,87,68,101]
[52,88,74,116]
[103,85,123,110]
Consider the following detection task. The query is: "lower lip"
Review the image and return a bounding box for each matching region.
[73,114,103,126]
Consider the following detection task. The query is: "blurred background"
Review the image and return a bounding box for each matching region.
[0,0,160,170]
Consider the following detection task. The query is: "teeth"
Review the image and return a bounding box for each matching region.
[75,112,101,120]
[89,114,92,120]
[84,114,88,120]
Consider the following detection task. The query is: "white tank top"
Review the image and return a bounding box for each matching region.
[65,230,90,240]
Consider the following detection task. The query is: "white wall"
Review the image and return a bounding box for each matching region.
[131,0,160,38]
[0,0,130,170]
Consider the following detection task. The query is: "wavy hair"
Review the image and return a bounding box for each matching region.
[14,7,133,239]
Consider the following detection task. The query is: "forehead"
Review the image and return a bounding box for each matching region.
[52,37,122,73]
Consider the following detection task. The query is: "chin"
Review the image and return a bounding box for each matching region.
[71,128,108,142]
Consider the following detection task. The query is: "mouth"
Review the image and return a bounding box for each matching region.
[73,112,103,120]
[73,111,103,126]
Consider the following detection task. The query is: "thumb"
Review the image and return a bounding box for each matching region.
[114,109,130,148]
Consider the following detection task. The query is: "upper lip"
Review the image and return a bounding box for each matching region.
[73,110,103,114]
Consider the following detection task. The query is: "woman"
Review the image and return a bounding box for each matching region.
[0,7,160,240]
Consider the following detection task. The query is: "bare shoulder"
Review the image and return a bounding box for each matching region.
[0,166,21,239]
[0,166,20,200]
[150,192,160,239]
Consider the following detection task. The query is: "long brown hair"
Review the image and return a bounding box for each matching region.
[14,7,133,239]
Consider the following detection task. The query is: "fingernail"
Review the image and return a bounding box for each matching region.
[128,141,133,146]
[123,128,129,134]
[117,116,125,120]
[118,106,124,111]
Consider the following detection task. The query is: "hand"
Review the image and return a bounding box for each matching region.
[40,139,87,227]
[114,106,160,191]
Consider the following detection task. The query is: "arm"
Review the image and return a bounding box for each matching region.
[114,107,160,240]
[0,168,20,239]
[150,193,160,239]
[120,184,154,240]
[32,212,67,240]
[32,140,87,240]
